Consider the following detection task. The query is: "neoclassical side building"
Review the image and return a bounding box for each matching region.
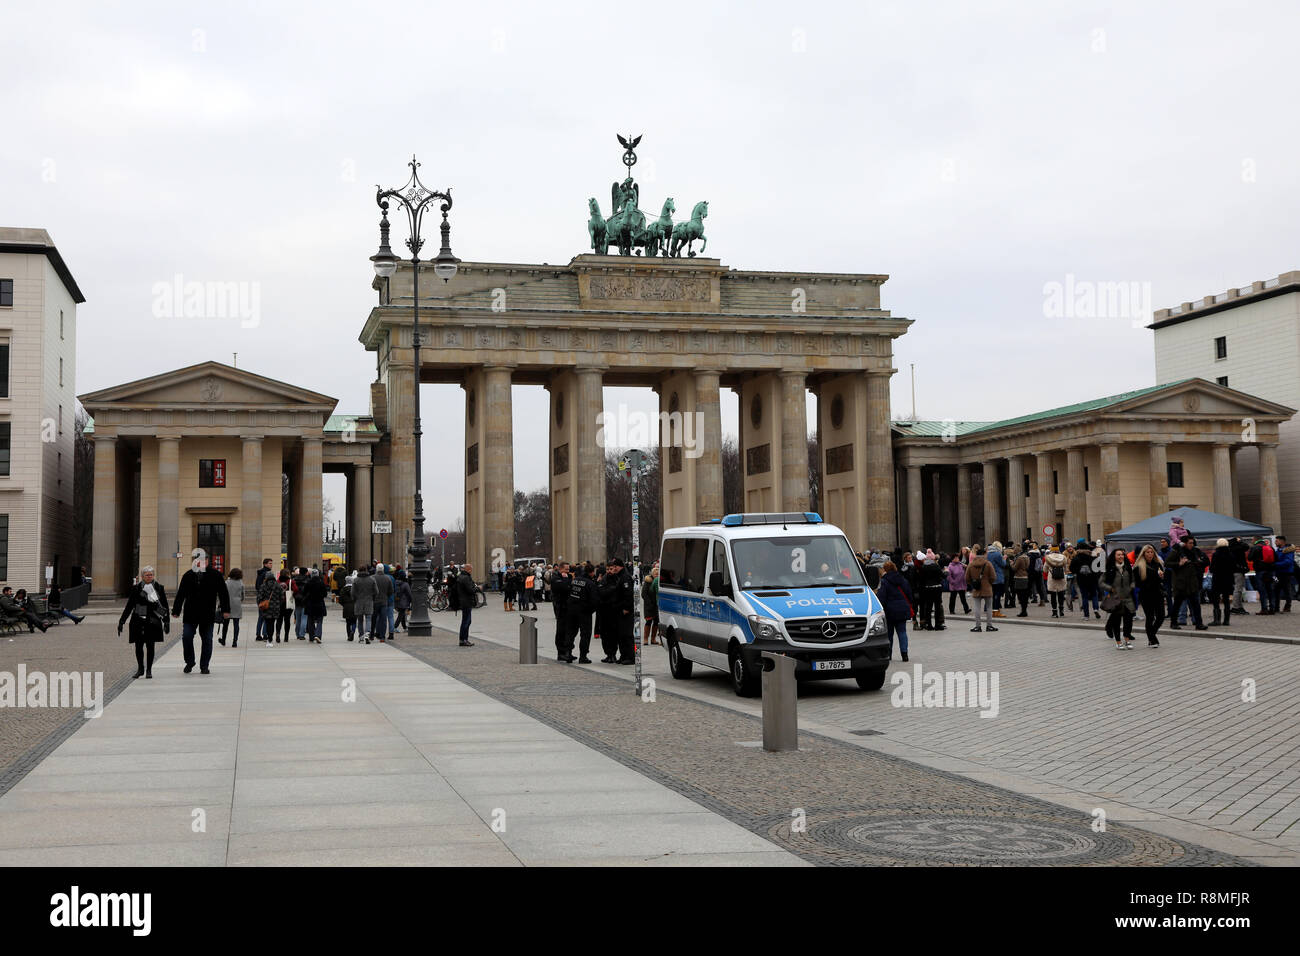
[80,363,378,594]
[892,378,1294,552]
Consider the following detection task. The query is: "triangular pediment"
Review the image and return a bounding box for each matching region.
[1114,379,1295,420]
[79,362,337,411]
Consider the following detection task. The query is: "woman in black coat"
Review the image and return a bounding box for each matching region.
[875,561,914,662]
[118,566,169,678]
[305,569,329,643]
[1208,538,1236,627]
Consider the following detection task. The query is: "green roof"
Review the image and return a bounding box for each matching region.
[324,414,378,434]
[891,420,992,437]
[894,380,1193,439]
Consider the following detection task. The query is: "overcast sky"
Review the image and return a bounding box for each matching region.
[5,0,1299,533]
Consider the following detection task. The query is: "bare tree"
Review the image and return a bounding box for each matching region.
[73,406,94,569]
[513,487,552,558]
[605,447,661,565]
[808,433,821,514]
[721,436,741,515]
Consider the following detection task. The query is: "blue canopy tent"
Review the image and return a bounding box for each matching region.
[1103,507,1273,550]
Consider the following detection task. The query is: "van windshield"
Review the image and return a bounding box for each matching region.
[731,535,865,590]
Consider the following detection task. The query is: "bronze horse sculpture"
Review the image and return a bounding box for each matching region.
[669,200,708,258]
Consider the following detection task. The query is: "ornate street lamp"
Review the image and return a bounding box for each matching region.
[372,155,460,637]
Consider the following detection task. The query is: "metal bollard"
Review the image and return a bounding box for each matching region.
[519,615,538,664]
[760,652,799,752]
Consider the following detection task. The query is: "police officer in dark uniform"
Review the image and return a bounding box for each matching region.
[565,563,596,664]
[551,562,573,661]
[599,556,636,664]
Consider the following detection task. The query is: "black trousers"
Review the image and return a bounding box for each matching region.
[948,589,970,614]
[566,610,592,658]
[1139,589,1165,642]
[133,640,157,673]
[920,587,944,628]
[553,601,570,654]
[614,611,634,661]
[1013,584,1030,612]
[598,608,619,658]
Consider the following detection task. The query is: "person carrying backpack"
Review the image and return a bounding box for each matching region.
[1045,547,1068,617]
[1249,538,1277,614]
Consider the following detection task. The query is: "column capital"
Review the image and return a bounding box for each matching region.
[1256,440,1280,449]
[694,367,725,377]
[574,365,608,376]
[865,367,896,378]
[240,434,265,445]
[301,435,323,447]
[778,369,807,382]
[157,434,182,443]
[93,434,117,445]
[483,364,516,375]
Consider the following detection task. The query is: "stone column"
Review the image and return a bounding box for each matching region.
[92,435,120,595]
[353,462,372,565]
[297,437,323,567]
[956,464,973,548]
[1211,442,1233,516]
[385,363,415,555]
[484,366,515,571]
[779,370,809,512]
[695,369,724,521]
[1230,446,1241,517]
[1259,442,1282,531]
[905,464,924,547]
[575,367,606,561]
[982,460,1001,544]
[1148,441,1169,516]
[1066,448,1086,543]
[156,436,181,590]
[1099,443,1122,537]
[865,369,896,546]
[1007,456,1026,544]
[240,436,264,585]
[1035,451,1055,541]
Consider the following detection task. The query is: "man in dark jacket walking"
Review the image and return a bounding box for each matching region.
[455,564,477,646]
[551,562,573,661]
[1169,536,1208,630]
[565,565,596,663]
[172,548,231,673]
[599,556,635,664]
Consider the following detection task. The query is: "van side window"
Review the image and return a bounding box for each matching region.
[662,537,708,593]
[681,538,708,593]
[711,540,731,591]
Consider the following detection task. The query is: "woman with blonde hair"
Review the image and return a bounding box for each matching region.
[1133,544,1165,646]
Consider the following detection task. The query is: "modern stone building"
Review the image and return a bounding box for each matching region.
[0,227,83,590]
[80,362,379,595]
[891,378,1294,552]
[360,254,909,574]
[1151,270,1300,534]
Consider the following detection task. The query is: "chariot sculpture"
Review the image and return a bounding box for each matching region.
[586,134,709,257]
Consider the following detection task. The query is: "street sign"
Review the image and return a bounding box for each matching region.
[373,521,393,534]
[1042,524,1055,538]
[438,528,448,539]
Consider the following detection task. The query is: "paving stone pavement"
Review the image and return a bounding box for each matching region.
[398,615,1245,866]
[0,618,797,867]
[451,601,1300,865]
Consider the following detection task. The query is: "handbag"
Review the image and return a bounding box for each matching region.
[1100,591,1121,613]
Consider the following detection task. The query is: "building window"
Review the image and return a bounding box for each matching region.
[59,357,63,387]
[1167,461,1184,488]
[0,422,9,476]
[1084,466,1089,491]
[0,280,12,307]
[199,459,227,488]
[0,341,8,398]
[58,404,62,435]
[60,310,64,339]
[1216,375,1228,387]
[1052,470,1059,494]
[0,515,8,578]
[1023,474,1030,498]
[1214,336,1227,360]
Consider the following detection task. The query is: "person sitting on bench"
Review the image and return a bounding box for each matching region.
[1,587,49,633]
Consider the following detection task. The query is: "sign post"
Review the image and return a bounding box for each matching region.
[439,528,448,568]
[619,450,646,697]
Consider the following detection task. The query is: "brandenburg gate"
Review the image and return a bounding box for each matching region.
[358,138,911,576]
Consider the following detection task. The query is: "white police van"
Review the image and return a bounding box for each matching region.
[657,513,890,697]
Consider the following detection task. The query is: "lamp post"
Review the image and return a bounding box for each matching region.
[371,155,460,637]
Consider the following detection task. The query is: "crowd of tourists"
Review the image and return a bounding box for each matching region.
[855,517,1296,657]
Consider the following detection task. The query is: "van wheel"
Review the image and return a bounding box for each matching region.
[856,668,887,691]
[729,646,761,697]
[666,631,693,679]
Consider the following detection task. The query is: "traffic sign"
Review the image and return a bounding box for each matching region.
[372,521,393,534]
[438,528,448,539]
[1042,524,1055,537]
